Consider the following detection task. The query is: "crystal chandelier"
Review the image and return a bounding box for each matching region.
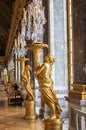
[14,0,46,57]
[14,33,27,58]
[22,0,46,43]
[8,60,14,71]
[3,68,8,75]
[14,6,27,58]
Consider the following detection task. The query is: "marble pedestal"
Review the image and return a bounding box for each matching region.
[24,100,36,120]
[44,118,63,130]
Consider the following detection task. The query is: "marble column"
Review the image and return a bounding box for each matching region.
[48,0,68,117]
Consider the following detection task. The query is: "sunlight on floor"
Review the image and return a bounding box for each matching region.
[0,85,69,130]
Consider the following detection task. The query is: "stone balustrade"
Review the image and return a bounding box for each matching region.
[65,96,86,130]
[73,108,86,130]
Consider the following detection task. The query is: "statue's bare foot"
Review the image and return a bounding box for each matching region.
[48,115,57,120]
[45,115,59,121]
[44,116,50,121]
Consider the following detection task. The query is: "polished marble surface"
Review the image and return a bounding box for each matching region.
[0,85,69,130]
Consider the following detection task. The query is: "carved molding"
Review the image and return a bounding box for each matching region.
[5,0,26,60]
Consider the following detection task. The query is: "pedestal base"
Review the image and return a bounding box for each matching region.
[44,118,63,130]
[24,100,36,119]
[69,90,86,100]
[69,84,86,100]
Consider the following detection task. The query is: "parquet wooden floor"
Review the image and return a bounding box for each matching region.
[0,85,69,130]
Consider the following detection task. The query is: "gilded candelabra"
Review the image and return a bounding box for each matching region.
[25,43,48,70]
[16,0,63,128]
[3,74,8,89]
[17,57,36,119]
[25,43,63,130]
[9,69,15,85]
[17,57,28,75]
[35,54,63,130]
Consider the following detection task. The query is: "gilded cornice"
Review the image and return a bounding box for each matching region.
[0,56,6,61]
[5,0,26,59]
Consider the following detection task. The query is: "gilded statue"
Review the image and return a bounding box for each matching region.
[10,69,15,84]
[3,68,8,89]
[36,54,62,120]
[4,74,8,89]
[22,64,35,100]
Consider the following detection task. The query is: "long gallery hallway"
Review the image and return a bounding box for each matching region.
[0,85,69,130]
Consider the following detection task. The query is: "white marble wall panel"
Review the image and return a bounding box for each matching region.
[48,0,68,112]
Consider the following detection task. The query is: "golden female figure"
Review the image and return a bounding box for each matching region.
[22,65,35,100]
[4,74,8,89]
[36,54,62,120]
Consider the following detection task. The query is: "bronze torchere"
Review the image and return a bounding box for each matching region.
[25,43,48,70]
[35,54,63,130]
[9,69,15,84]
[17,57,29,75]
[17,57,36,119]
[26,43,63,130]
[4,74,8,89]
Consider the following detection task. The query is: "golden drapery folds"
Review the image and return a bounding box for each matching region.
[22,64,35,100]
[36,54,62,120]
[17,57,35,101]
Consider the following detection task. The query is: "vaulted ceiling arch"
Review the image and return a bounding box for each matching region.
[0,0,15,57]
[0,0,26,68]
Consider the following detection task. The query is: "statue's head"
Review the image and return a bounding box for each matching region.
[45,54,55,64]
[25,65,32,71]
